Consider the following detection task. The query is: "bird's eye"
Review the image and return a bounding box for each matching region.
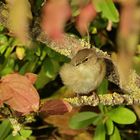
[82,58,89,63]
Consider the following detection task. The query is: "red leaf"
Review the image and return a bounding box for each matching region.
[40,99,72,117]
[41,0,71,40]
[25,73,37,84]
[0,73,40,115]
[76,2,97,35]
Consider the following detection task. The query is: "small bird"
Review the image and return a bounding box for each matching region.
[59,48,106,94]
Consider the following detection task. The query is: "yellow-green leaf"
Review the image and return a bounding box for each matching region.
[107,107,136,124]
[94,123,106,140]
[110,126,121,140]
[93,0,119,22]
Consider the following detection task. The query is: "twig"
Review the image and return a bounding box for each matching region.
[64,92,140,107]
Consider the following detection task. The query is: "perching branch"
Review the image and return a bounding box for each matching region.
[64,92,140,107]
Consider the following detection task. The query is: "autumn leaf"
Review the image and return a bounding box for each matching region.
[25,73,37,84]
[76,2,97,35]
[0,73,40,115]
[40,99,72,117]
[44,108,81,136]
[41,0,71,40]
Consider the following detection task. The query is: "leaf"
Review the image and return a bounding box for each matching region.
[110,126,121,140]
[0,73,40,115]
[15,47,25,60]
[92,115,103,125]
[107,107,136,124]
[44,58,60,79]
[0,44,8,55]
[97,78,108,95]
[19,59,38,75]
[76,2,97,35]
[0,58,15,76]
[4,38,16,58]
[25,73,37,84]
[35,0,44,11]
[0,119,12,140]
[5,134,23,140]
[93,0,119,22]
[69,111,98,129]
[70,1,80,17]
[0,34,8,45]
[0,24,5,32]
[94,123,106,140]
[45,108,80,136]
[6,0,32,43]
[40,99,72,117]
[19,129,32,138]
[41,0,71,39]
[106,119,114,135]
[35,67,51,89]
[35,58,60,89]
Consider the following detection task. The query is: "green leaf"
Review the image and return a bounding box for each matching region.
[0,58,15,76]
[24,48,36,61]
[19,62,30,74]
[92,115,103,125]
[20,129,32,138]
[106,119,114,135]
[0,44,8,54]
[4,38,16,58]
[107,107,136,124]
[40,47,48,61]
[35,68,51,89]
[110,126,121,140]
[69,111,98,129]
[0,34,8,45]
[94,123,106,140]
[35,0,44,11]
[0,119,12,140]
[5,134,23,140]
[35,58,60,89]
[93,0,119,22]
[0,24,5,32]
[97,79,108,94]
[35,47,41,57]
[44,58,60,79]
[19,57,38,74]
